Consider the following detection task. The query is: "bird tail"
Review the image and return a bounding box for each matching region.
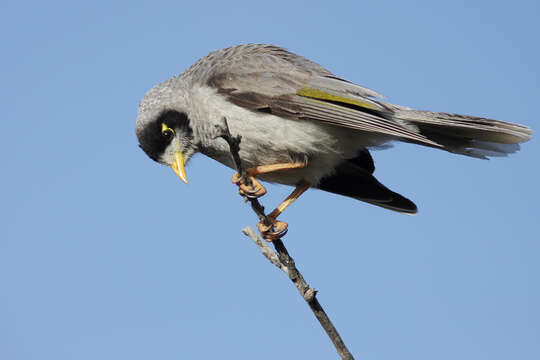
[391,107,533,159]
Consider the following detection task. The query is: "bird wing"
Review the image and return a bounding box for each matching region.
[201,45,441,147]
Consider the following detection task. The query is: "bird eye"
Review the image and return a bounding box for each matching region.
[161,123,175,140]
[162,129,174,140]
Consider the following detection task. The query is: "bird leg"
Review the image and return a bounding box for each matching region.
[257,180,311,241]
[231,162,306,199]
[231,162,309,240]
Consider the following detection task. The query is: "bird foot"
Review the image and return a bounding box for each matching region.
[257,219,288,241]
[232,173,267,199]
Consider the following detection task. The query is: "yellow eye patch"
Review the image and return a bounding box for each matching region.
[161,123,175,135]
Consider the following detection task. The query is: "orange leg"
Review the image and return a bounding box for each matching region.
[246,163,306,176]
[258,181,311,240]
[267,180,310,220]
[231,162,309,240]
[232,162,306,199]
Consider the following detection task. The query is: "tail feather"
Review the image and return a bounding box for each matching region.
[391,107,532,158]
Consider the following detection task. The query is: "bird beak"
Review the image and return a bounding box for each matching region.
[171,150,188,184]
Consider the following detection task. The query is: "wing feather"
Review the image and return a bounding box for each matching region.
[200,44,531,157]
[208,71,440,146]
[289,96,441,146]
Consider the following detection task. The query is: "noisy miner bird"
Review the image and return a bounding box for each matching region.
[136,44,532,239]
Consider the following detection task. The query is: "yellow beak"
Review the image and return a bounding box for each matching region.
[170,151,188,184]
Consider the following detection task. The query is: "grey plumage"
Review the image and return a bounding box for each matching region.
[136,44,532,213]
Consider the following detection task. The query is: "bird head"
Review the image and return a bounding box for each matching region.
[136,84,198,183]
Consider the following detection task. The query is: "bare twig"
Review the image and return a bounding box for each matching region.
[214,119,271,227]
[215,117,354,360]
[242,227,287,274]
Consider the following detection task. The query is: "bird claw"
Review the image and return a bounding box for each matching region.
[232,173,267,199]
[257,220,288,241]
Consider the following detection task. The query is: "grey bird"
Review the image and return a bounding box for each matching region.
[136,44,532,237]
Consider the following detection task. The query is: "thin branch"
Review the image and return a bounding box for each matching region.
[214,119,270,226]
[242,227,287,274]
[215,117,354,360]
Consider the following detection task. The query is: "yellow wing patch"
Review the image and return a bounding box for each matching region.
[297,87,379,111]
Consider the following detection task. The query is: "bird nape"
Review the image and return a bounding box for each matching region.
[135,44,532,240]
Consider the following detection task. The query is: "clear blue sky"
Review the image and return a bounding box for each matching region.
[2,1,539,359]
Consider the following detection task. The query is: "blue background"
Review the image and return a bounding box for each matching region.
[2,1,539,359]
